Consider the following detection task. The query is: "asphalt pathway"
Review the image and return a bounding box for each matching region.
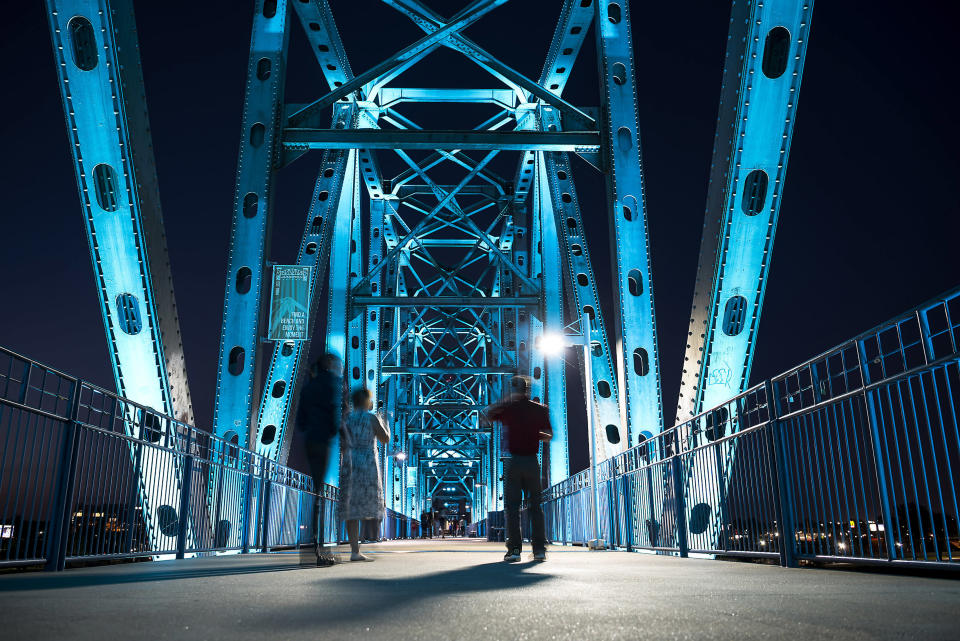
[0,539,957,640]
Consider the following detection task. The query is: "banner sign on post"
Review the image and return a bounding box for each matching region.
[267,265,311,341]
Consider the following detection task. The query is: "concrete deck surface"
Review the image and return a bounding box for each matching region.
[0,539,957,640]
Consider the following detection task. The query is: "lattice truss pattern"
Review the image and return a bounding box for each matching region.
[46,0,812,525]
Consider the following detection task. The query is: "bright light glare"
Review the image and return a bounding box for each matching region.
[538,332,567,355]
[395,452,407,461]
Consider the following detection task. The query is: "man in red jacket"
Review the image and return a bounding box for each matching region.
[485,376,553,562]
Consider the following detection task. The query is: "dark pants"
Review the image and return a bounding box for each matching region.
[305,439,332,554]
[505,455,546,553]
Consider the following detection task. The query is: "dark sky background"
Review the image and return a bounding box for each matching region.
[1,1,957,475]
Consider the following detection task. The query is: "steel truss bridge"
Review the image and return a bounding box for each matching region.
[1,0,952,571]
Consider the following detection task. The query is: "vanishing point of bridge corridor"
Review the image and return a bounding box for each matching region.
[2,539,958,641]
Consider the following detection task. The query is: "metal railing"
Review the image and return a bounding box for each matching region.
[0,347,418,570]
[543,286,960,569]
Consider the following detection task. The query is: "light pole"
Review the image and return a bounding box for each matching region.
[537,313,604,549]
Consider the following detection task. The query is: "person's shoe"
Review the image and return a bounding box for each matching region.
[503,549,521,563]
[533,550,547,562]
[350,552,372,562]
[316,553,337,567]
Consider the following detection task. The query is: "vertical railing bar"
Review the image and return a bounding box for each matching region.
[796,412,821,556]
[671,454,688,558]
[176,428,194,559]
[23,415,50,561]
[931,364,960,562]
[908,373,944,561]
[822,401,848,556]
[7,407,34,561]
[44,381,82,571]
[836,399,865,558]
[891,379,927,560]
[880,382,912,559]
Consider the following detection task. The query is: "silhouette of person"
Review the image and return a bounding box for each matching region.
[485,376,552,562]
[297,353,343,566]
[339,387,390,561]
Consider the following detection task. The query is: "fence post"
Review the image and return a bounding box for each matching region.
[607,475,617,550]
[241,453,255,554]
[766,380,798,568]
[175,428,194,559]
[857,342,898,562]
[622,475,633,552]
[671,456,688,558]
[44,381,83,571]
[260,460,273,552]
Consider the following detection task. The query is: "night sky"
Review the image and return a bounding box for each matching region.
[1,1,957,475]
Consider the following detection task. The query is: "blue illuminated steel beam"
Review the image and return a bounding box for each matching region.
[540,144,625,460]
[46,0,197,550]
[287,0,510,129]
[213,0,291,448]
[671,0,814,555]
[382,0,595,130]
[595,0,663,444]
[533,154,569,484]
[282,129,600,152]
[677,0,814,423]
[512,0,594,204]
[252,106,356,463]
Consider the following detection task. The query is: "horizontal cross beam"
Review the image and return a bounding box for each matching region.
[283,129,600,152]
[381,366,518,375]
[352,296,538,307]
[401,404,484,412]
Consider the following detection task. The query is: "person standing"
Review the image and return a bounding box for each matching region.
[296,354,343,567]
[485,376,553,562]
[420,508,432,539]
[339,387,390,561]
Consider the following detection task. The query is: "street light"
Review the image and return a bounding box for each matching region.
[537,315,604,550]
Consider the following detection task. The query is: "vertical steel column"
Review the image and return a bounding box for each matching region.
[214,0,291,447]
[595,0,663,443]
[253,105,356,464]
[677,0,814,422]
[540,137,624,460]
[534,155,568,484]
[323,151,359,486]
[45,0,194,424]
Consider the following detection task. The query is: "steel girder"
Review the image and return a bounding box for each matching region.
[213,0,291,448]
[677,0,814,423]
[595,0,664,444]
[46,0,198,551]
[540,141,625,462]
[673,0,814,553]
[532,154,569,485]
[252,107,355,463]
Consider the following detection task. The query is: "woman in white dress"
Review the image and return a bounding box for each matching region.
[339,387,390,561]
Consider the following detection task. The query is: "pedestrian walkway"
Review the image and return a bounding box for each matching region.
[0,539,957,640]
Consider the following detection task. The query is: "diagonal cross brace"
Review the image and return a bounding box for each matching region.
[383,0,596,130]
[288,0,510,128]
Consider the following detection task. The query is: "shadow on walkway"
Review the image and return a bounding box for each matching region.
[0,560,304,592]
[270,560,554,631]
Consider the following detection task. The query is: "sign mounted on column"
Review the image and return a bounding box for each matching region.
[268,265,311,341]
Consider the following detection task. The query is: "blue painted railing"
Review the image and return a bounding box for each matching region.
[0,348,417,570]
[544,286,960,569]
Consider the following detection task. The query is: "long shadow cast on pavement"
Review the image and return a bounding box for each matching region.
[0,560,305,591]
[268,559,555,631]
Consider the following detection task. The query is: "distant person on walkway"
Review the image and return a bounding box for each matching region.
[339,387,390,561]
[485,376,552,562]
[296,353,343,567]
[420,509,432,538]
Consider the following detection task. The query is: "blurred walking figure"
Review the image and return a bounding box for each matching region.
[485,376,552,562]
[420,508,432,538]
[339,387,390,561]
[296,353,343,567]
